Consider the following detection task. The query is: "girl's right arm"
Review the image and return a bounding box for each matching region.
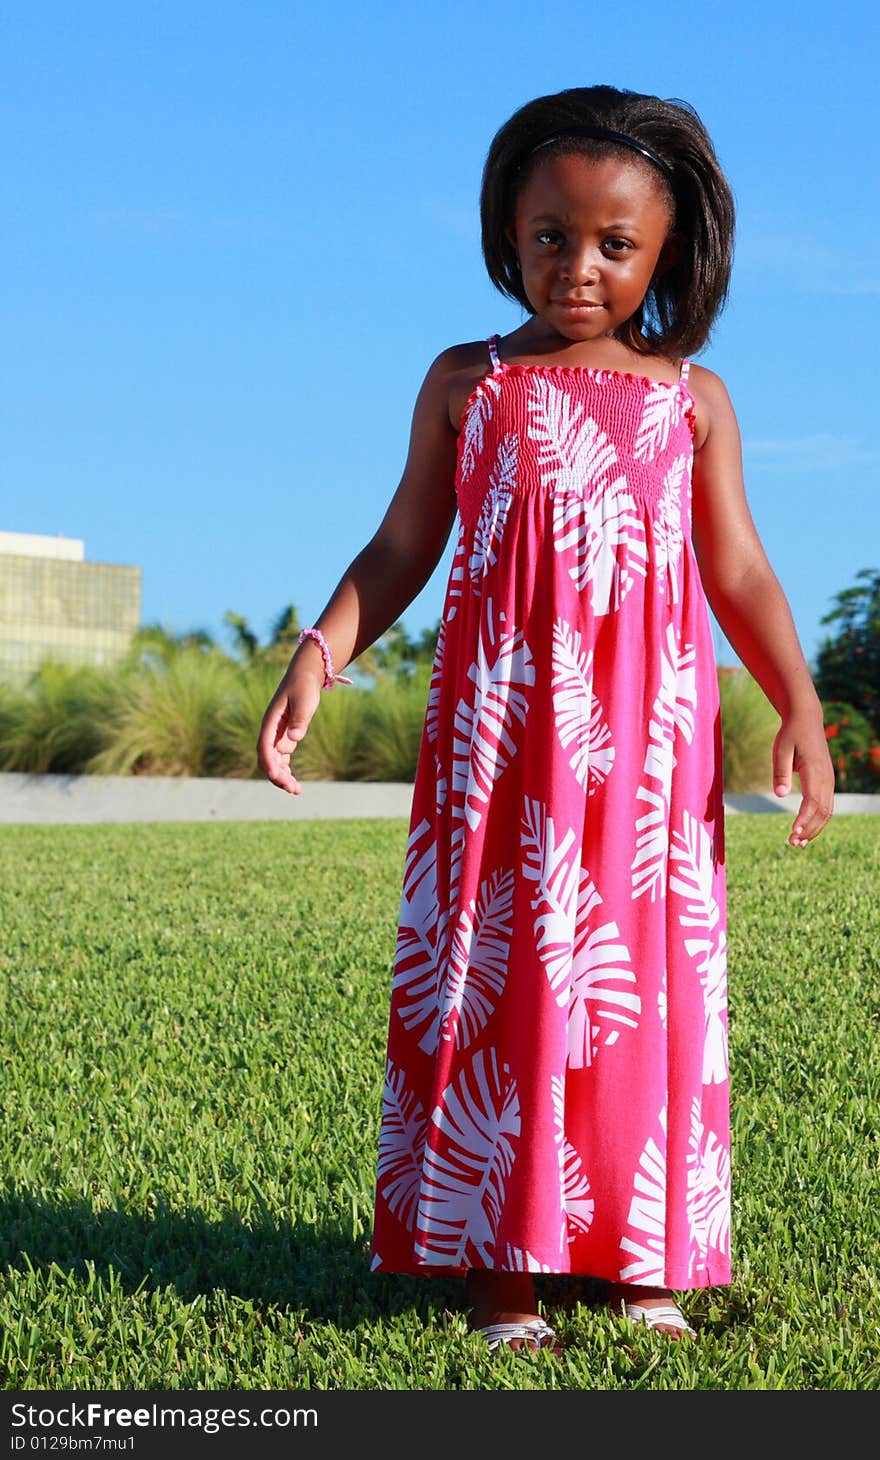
[690,366,835,846]
[256,348,462,794]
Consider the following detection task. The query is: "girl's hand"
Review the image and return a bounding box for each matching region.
[256,658,323,795]
[771,708,835,847]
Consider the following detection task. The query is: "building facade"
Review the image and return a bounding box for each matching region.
[0,531,141,687]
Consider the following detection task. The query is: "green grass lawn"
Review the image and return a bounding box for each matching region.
[0,815,878,1391]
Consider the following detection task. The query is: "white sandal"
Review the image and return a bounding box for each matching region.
[475,1317,562,1353]
[623,1301,696,1338]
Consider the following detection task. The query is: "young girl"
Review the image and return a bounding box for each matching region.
[257,84,834,1355]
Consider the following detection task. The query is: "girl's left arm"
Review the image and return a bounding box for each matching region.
[691,368,835,848]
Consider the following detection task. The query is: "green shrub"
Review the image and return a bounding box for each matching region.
[349,666,432,782]
[85,646,239,777]
[9,650,860,798]
[0,660,121,774]
[813,567,880,736]
[284,673,372,782]
[214,659,292,779]
[821,699,880,793]
[718,667,779,793]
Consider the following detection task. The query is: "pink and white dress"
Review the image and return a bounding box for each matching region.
[369,334,731,1289]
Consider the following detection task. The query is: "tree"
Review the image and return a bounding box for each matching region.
[224,606,300,667]
[368,618,441,681]
[122,622,219,674]
[813,568,880,735]
[241,607,442,684]
[223,611,260,664]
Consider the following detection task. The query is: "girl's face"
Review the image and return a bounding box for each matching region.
[507,151,678,344]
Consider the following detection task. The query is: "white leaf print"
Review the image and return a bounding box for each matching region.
[433,749,447,817]
[566,872,641,1068]
[425,619,449,817]
[451,600,535,832]
[415,1048,521,1267]
[700,929,729,1085]
[377,1059,429,1233]
[552,482,648,614]
[669,810,718,929]
[631,784,665,898]
[529,373,648,616]
[460,376,501,481]
[440,865,515,1051]
[444,517,467,617]
[552,1075,595,1239]
[634,381,684,462]
[697,1128,731,1260]
[619,1107,667,1284]
[670,810,729,1084]
[528,375,619,493]
[551,618,615,797]
[520,797,580,1006]
[653,453,687,604]
[502,1246,553,1272]
[448,822,467,924]
[631,623,698,902]
[392,817,450,1051]
[424,617,447,745]
[470,432,517,587]
[686,1098,707,1277]
[522,797,640,1068]
[686,1098,731,1280]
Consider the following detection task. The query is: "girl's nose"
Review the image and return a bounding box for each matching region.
[560,246,600,284]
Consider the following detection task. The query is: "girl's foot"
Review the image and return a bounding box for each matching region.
[606,1283,695,1339]
[464,1270,563,1355]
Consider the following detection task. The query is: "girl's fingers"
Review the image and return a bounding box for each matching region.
[772,735,794,802]
[263,735,302,794]
[256,700,304,793]
[773,736,798,843]
[773,731,834,847]
[789,787,833,847]
[272,769,302,795]
[271,730,304,794]
[785,756,835,847]
[257,674,321,794]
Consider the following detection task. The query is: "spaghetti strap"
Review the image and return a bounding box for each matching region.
[487,333,502,371]
[679,357,691,385]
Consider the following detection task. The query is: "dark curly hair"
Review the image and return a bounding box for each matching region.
[480,84,736,359]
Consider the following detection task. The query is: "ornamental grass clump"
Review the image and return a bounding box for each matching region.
[0,660,120,774]
[717,667,779,793]
[86,646,239,778]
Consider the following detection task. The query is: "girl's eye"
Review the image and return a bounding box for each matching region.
[534,232,632,252]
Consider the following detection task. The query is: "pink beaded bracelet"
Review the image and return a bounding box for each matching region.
[297,627,354,690]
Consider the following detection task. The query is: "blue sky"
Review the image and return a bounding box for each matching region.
[4,1,878,672]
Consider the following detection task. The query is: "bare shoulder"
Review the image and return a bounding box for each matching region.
[423,339,497,435]
[687,363,738,454]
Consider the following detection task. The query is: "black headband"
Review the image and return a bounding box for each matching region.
[520,126,675,184]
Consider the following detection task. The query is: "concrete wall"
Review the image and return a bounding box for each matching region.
[0,772,873,824]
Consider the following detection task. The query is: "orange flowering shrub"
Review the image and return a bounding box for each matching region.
[821,700,880,792]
